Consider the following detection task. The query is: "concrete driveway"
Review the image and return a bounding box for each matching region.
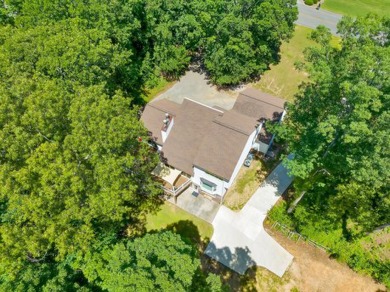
[296,0,342,35]
[205,155,294,276]
[155,71,241,110]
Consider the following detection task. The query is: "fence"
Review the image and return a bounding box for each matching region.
[270,221,331,253]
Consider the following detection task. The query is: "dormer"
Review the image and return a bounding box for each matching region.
[161,113,174,143]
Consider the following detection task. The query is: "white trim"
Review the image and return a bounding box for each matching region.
[183,98,224,113]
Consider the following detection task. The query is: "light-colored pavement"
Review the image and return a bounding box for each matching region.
[155,71,241,110]
[296,0,342,35]
[205,155,294,276]
[168,187,220,223]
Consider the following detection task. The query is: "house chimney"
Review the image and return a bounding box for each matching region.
[161,113,174,143]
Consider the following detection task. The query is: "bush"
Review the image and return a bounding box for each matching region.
[304,0,313,5]
[268,201,294,228]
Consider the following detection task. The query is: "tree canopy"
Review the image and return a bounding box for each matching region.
[276,15,390,233]
[83,231,201,291]
[2,0,297,86]
[0,0,291,289]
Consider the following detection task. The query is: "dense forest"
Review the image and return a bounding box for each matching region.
[270,15,390,287]
[0,0,297,290]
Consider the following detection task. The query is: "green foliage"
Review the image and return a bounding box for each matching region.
[289,197,390,287]
[0,0,297,288]
[0,260,95,291]
[83,231,202,292]
[204,0,298,85]
[268,201,294,228]
[304,0,314,5]
[277,15,390,232]
[0,1,163,279]
[272,15,390,287]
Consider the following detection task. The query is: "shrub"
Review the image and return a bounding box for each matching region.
[268,201,294,228]
[304,0,314,5]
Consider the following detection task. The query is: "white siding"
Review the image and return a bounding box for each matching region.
[161,117,174,143]
[192,129,257,198]
[192,167,228,197]
[226,130,257,188]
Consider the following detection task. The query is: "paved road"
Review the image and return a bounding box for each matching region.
[296,0,342,35]
[205,155,294,276]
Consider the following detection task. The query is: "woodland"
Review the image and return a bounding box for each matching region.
[0,0,297,290]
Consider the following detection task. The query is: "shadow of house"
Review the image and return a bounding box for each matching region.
[205,241,256,275]
[262,153,294,195]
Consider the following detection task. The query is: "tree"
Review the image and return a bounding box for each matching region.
[275,16,390,233]
[82,231,203,291]
[204,0,298,86]
[0,83,161,275]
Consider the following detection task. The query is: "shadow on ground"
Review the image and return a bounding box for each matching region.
[205,242,256,275]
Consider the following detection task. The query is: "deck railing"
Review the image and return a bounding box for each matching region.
[163,178,192,196]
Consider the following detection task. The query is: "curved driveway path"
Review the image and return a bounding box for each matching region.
[205,155,294,277]
[296,0,342,35]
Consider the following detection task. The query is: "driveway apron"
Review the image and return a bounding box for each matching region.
[205,155,294,276]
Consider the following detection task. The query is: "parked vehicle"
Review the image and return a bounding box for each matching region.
[244,153,254,167]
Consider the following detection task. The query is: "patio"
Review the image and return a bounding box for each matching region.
[168,187,221,224]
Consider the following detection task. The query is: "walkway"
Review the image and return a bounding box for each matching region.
[205,155,294,276]
[296,0,342,35]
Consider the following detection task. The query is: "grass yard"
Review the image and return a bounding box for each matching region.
[141,77,175,103]
[253,25,340,101]
[323,0,390,17]
[253,26,316,101]
[223,159,267,210]
[145,201,213,243]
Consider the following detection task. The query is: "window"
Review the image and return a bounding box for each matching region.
[200,178,217,192]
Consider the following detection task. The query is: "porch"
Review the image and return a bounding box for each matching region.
[152,163,192,202]
[168,187,221,223]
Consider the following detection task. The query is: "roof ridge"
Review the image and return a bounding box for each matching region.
[184,98,224,113]
[148,101,177,115]
[239,92,285,109]
[213,119,252,136]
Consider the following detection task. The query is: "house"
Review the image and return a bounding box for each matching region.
[141,88,286,202]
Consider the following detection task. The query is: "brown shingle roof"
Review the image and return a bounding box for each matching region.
[161,99,223,175]
[140,89,286,181]
[233,88,286,121]
[214,110,257,136]
[194,121,249,180]
[140,99,180,145]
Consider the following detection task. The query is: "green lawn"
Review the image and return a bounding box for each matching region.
[322,0,390,17]
[145,202,213,243]
[141,77,175,103]
[253,25,340,101]
[253,26,316,101]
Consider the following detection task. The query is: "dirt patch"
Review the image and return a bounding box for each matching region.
[201,222,386,291]
[262,223,387,292]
